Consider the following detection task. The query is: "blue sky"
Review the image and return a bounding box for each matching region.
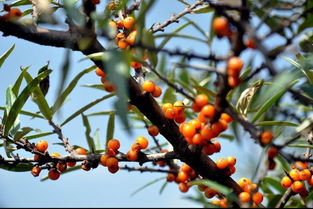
[0,0,298,207]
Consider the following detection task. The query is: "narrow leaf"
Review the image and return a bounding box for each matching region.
[106,112,115,145]
[0,44,15,69]
[255,121,299,127]
[158,22,191,49]
[13,127,33,141]
[130,177,165,197]
[25,131,54,140]
[281,56,313,84]
[0,163,33,172]
[82,114,95,153]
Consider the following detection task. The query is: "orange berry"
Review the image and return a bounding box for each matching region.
[108,165,119,173]
[142,80,155,92]
[130,61,142,69]
[219,119,228,132]
[227,156,236,167]
[219,199,228,208]
[212,17,229,36]
[126,30,137,45]
[191,102,202,112]
[181,123,196,138]
[67,161,76,167]
[181,163,192,174]
[291,181,304,193]
[211,200,220,206]
[204,187,217,199]
[148,125,159,136]
[106,148,116,156]
[156,160,166,167]
[227,57,244,75]
[239,192,251,203]
[228,76,240,88]
[81,164,91,171]
[190,119,201,130]
[213,141,221,152]
[131,143,141,152]
[48,169,60,180]
[197,112,208,123]
[107,139,120,151]
[123,16,135,29]
[91,0,100,4]
[202,143,216,155]
[165,107,177,119]
[106,157,119,170]
[31,166,42,177]
[100,154,110,166]
[135,136,149,149]
[103,81,116,92]
[151,86,162,98]
[252,192,263,205]
[216,158,229,170]
[167,173,176,182]
[243,183,258,193]
[268,146,279,158]
[260,130,273,145]
[195,94,209,107]
[100,75,106,84]
[34,154,42,162]
[174,112,186,123]
[9,8,22,19]
[95,67,105,77]
[295,161,308,169]
[211,121,224,137]
[238,178,251,188]
[178,182,189,193]
[173,101,185,113]
[201,104,216,119]
[299,169,311,181]
[117,39,129,49]
[281,176,292,188]
[50,152,60,158]
[308,176,313,187]
[162,103,173,112]
[245,37,256,49]
[36,140,48,152]
[192,133,204,145]
[115,32,125,44]
[56,162,67,173]
[76,147,87,155]
[200,125,214,140]
[289,169,300,181]
[221,113,233,123]
[227,165,236,175]
[177,171,189,182]
[126,150,138,161]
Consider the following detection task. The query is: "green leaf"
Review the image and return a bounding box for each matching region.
[13,127,33,141]
[275,155,290,172]
[158,22,191,49]
[159,181,168,194]
[281,56,313,84]
[193,85,216,97]
[81,84,106,91]
[255,121,299,127]
[63,0,84,26]
[12,66,30,96]
[23,70,52,120]
[177,0,190,6]
[51,65,95,114]
[0,107,44,119]
[0,163,33,172]
[94,128,101,151]
[162,87,176,104]
[4,70,51,135]
[252,79,299,122]
[40,165,81,181]
[106,112,115,146]
[61,93,114,126]
[86,111,114,117]
[287,144,313,149]
[10,0,31,7]
[81,114,95,153]
[263,176,285,193]
[130,177,165,197]
[5,86,20,136]
[218,134,234,141]
[0,44,15,69]
[191,5,213,14]
[182,17,207,39]
[143,30,158,67]
[25,131,54,140]
[155,33,206,43]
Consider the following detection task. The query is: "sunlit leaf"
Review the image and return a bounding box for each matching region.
[0,43,14,69]
[13,127,33,141]
[131,177,165,197]
[106,112,115,146]
[82,114,95,153]
[25,131,54,140]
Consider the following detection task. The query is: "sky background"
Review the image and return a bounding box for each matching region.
[0,0,300,208]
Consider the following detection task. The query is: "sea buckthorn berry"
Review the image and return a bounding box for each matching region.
[294,161,308,169]
[100,154,110,166]
[243,183,258,193]
[245,37,257,49]
[211,200,220,207]
[167,173,176,182]
[228,76,240,88]
[299,169,311,181]
[201,104,216,119]
[260,130,273,145]
[181,123,196,138]
[126,30,137,45]
[291,181,304,193]
[106,148,116,156]
[197,112,208,123]
[195,94,209,107]
[173,101,185,113]
[131,143,141,152]
[238,178,251,188]
[212,17,229,37]
[31,166,42,177]
[252,192,263,205]
[281,176,292,188]
[91,0,100,4]
[198,184,208,191]
[156,160,166,167]
[178,182,189,193]
[81,164,91,171]
[142,80,155,92]
[67,161,76,167]
[226,165,236,176]
[130,61,142,69]
[34,154,42,162]
[239,192,251,203]
[36,140,48,152]
[48,169,60,180]
[219,198,228,208]
[117,39,129,49]
[107,139,120,151]
[211,121,224,137]
[221,113,233,123]
[308,176,313,187]
[50,152,60,158]
[181,163,192,174]
[177,171,189,182]
[162,103,173,112]
[126,150,138,161]
[95,67,105,77]
[148,125,159,136]
[3,4,11,12]
[200,125,214,140]
[190,119,201,130]
[192,133,204,145]
[115,32,125,44]
[100,75,107,84]
[227,156,236,166]
[213,141,221,152]
[175,112,186,123]
[289,169,300,181]
[268,146,279,158]
[151,86,162,98]
[268,158,276,170]
[103,81,116,92]
[9,8,22,19]
[123,16,135,29]
[106,157,119,172]
[227,57,244,75]
[219,119,228,132]
[216,158,229,170]
[135,136,149,149]
[191,102,202,112]
[204,187,217,199]
[108,20,117,30]
[203,143,216,155]
[76,147,87,155]
[165,107,177,119]
[56,162,67,173]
